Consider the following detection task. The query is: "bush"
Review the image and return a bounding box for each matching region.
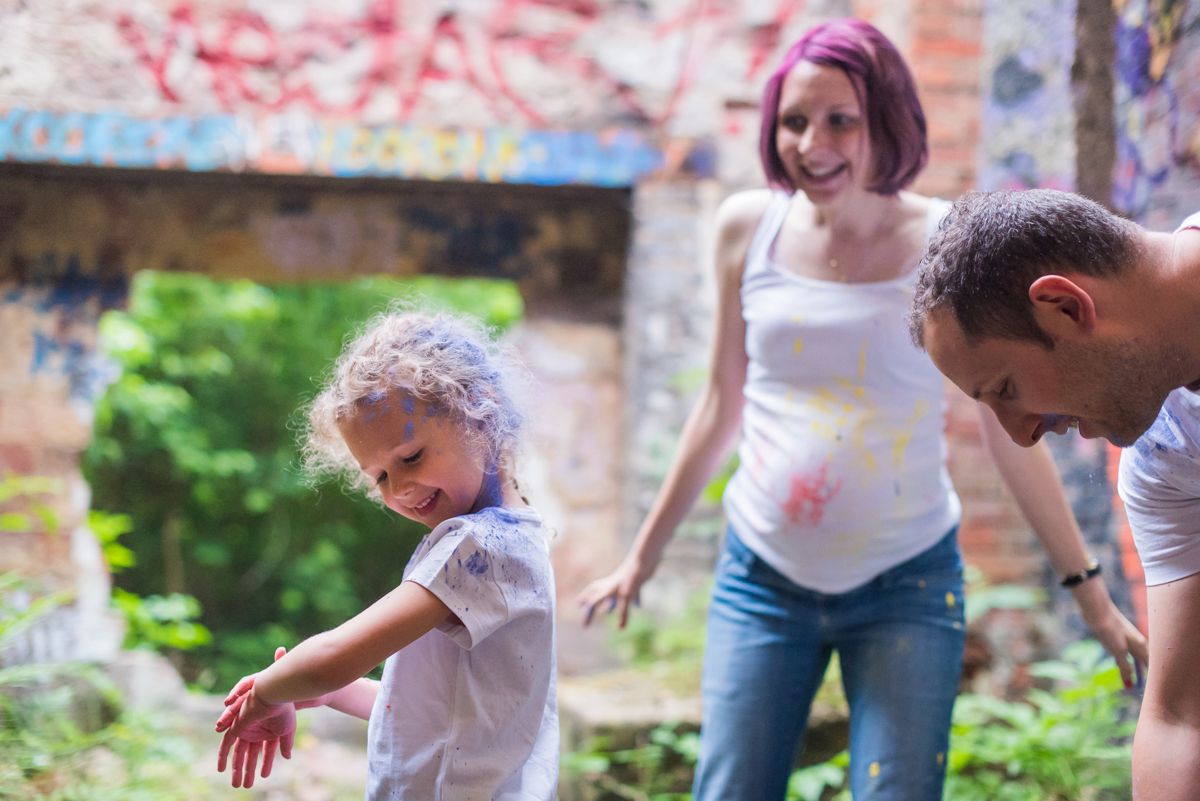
[0,572,230,801]
[565,641,1138,801]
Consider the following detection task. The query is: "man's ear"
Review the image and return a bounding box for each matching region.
[1028,275,1096,335]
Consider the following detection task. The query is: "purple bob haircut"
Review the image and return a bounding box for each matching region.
[759,18,928,196]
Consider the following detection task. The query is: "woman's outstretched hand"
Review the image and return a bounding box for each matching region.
[577,558,653,629]
[1072,578,1150,690]
[214,646,296,789]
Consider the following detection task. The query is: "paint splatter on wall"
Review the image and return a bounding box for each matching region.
[2,254,126,404]
[0,109,671,187]
[1,0,828,139]
[1112,0,1200,230]
[979,0,1076,191]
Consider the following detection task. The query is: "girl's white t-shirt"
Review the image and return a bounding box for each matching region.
[365,506,558,801]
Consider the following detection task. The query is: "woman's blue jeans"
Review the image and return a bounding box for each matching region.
[691,527,965,801]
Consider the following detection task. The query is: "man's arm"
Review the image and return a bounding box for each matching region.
[1133,571,1200,800]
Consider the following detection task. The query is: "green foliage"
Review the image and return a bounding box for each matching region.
[565,642,1136,801]
[700,455,738,506]
[944,641,1134,801]
[0,573,230,801]
[788,751,850,801]
[962,565,1044,623]
[609,586,710,694]
[0,474,61,534]
[88,511,137,574]
[788,641,1136,801]
[85,271,524,690]
[563,722,700,800]
[111,589,212,652]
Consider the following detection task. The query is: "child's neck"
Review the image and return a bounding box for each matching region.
[470,470,525,513]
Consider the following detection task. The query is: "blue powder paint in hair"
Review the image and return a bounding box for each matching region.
[465,550,489,576]
[358,389,390,423]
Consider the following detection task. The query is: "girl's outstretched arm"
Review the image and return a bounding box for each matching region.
[221,581,451,741]
[302,677,379,720]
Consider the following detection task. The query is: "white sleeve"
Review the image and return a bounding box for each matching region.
[405,520,510,649]
[1118,396,1200,585]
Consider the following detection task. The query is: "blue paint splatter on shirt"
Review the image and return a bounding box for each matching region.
[465,550,489,576]
[1134,406,1183,462]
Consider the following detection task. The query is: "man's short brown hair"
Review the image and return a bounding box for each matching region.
[909,189,1140,349]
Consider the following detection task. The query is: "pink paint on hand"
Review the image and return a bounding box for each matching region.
[782,463,842,526]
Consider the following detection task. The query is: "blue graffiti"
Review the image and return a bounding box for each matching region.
[0,107,675,187]
[992,55,1045,107]
[0,108,243,172]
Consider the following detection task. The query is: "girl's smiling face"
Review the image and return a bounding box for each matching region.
[338,391,492,529]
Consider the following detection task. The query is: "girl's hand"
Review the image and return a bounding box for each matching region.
[215,691,296,789]
[215,646,297,789]
[577,558,655,629]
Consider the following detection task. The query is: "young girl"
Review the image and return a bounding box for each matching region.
[214,310,558,800]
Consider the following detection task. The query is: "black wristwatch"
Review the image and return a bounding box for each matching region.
[1060,561,1102,588]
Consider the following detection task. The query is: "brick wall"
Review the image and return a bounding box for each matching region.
[909,0,983,201]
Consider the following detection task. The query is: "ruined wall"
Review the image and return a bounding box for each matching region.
[0,0,841,669]
[0,0,1000,674]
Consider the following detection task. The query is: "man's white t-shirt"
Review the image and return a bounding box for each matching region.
[1118,388,1200,586]
[364,506,558,801]
[1117,210,1200,587]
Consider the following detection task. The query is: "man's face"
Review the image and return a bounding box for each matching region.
[922,308,1170,447]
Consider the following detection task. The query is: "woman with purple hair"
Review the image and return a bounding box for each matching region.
[579,18,1145,800]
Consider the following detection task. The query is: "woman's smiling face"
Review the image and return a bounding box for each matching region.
[338,391,488,529]
[774,60,872,204]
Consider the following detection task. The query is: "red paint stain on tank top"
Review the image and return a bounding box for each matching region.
[782,463,842,526]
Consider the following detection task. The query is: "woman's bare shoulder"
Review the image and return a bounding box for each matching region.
[711,189,778,270]
[716,188,777,233]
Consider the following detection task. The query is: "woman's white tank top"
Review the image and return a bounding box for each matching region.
[722,192,961,593]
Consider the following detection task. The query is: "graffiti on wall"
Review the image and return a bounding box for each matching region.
[110,0,810,133]
[0,107,680,185]
[1112,0,1200,229]
[3,252,126,403]
[978,0,1076,191]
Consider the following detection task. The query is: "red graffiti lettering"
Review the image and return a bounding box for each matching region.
[113,0,805,128]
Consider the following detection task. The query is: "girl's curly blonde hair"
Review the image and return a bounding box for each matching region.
[303,308,525,499]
